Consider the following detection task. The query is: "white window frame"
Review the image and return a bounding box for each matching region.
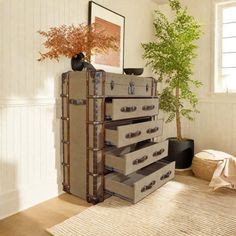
[213,0,236,93]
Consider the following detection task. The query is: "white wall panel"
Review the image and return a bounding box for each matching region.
[162,100,236,156]
[0,102,60,219]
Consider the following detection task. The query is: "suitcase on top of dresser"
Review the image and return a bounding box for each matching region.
[87,72,157,97]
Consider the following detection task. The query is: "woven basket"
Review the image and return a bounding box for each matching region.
[192,156,218,181]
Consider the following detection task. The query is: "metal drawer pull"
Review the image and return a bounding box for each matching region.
[132,155,148,165]
[146,127,159,134]
[120,106,137,112]
[160,170,172,181]
[142,105,155,111]
[153,148,165,157]
[125,130,141,139]
[141,180,156,192]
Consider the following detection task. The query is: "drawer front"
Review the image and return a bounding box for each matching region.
[133,161,175,203]
[105,161,175,203]
[106,120,163,148]
[106,98,159,120]
[105,141,168,175]
[105,74,155,97]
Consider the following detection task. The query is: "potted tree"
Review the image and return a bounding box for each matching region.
[142,0,202,169]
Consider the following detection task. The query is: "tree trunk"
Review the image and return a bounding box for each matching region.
[175,86,182,140]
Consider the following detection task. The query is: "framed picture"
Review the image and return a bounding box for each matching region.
[88,1,125,73]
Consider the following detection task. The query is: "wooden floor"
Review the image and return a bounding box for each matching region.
[0,171,192,236]
[0,194,91,236]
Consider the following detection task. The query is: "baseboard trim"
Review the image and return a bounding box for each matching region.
[0,178,61,219]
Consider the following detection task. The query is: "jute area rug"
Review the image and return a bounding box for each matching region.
[48,176,236,236]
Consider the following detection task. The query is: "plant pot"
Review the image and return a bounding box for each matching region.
[167,138,194,169]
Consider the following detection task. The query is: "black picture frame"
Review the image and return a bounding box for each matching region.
[88,1,125,73]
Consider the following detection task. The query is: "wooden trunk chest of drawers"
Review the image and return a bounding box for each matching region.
[61,70,175,204]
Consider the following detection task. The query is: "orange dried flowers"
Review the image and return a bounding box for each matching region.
[37,23,118,62]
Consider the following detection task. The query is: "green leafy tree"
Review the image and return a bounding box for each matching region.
[142,0,202,141]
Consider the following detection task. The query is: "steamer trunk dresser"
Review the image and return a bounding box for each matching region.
[61,70,175,204]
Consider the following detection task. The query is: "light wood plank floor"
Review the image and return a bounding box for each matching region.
[0,194,91,236]
[0,172,192,236]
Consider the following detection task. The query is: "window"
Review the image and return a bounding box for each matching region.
[214,1,236,93]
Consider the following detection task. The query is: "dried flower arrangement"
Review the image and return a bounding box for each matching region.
[37,23,118,62]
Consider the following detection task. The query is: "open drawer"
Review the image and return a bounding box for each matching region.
[105,140,168,175]
[106,98,159,120]
[105,161,175,203]
[105,120,163,148]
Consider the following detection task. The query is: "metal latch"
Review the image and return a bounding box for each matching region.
[128,81,135,95]
[69,99,86,105]
[110,80,114,90]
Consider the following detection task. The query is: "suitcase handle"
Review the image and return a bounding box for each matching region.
[146,126,159,134]
[142,105,155,111]
[133,155,148,165]
[125,130,141,139]
[160,170,172,181]
[120,106,137,112]
[141,180,156,192]
[153,148,165,157]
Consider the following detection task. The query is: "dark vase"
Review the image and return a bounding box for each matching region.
[166,138,194,169]
[71,52,96,71]
[71,53,85,71]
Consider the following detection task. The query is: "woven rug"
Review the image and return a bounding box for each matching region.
[48,176,236,236]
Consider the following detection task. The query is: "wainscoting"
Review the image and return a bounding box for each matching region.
[0,0,79,219]
[162,99,236,156]
[0,99,61,219]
